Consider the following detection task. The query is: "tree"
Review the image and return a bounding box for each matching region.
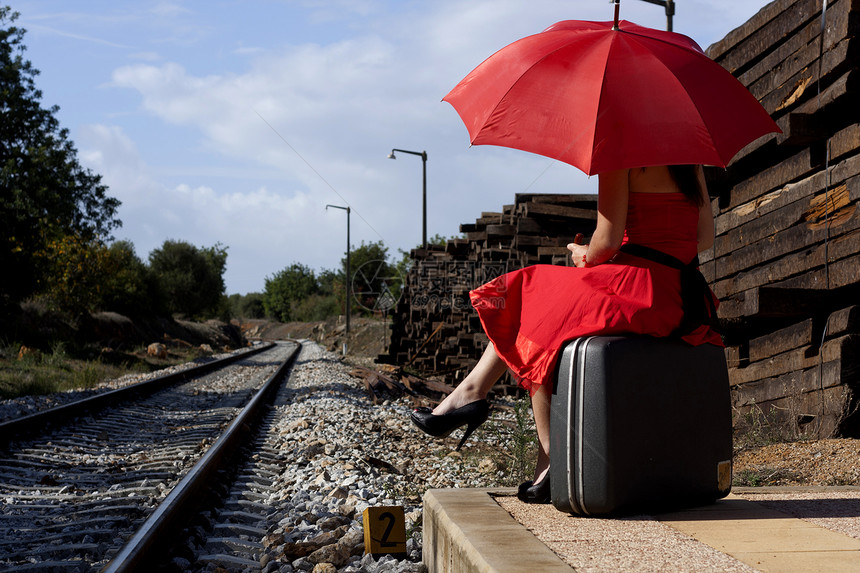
[263,263,317,322]
[100,240,160,317]
[229,292,265,319]
[39,233,110,318]
[1,7,120,307]
[148,240,227,319]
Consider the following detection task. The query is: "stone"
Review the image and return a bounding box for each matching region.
[337,528,365,556]
[478,457,498,473]
[147,342,168,359]
[307,524,347,547]
[307,542,350,567]
[17,345,40,361]
[317,515,351,531]
[264,531,286,548]
[327,486,349,500]
[280,541,319,560]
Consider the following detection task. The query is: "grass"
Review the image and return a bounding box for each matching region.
[732,401,810,453]
[733,467,800,487]
[471,397,539,487]
[0,340,208,400]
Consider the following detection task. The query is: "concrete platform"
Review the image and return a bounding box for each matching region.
[422,487,860,572]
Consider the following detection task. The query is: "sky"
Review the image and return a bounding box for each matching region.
[12,0,772,295]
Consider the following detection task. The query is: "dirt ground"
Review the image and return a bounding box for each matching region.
[732,438,860,487]
[235,315,389,364]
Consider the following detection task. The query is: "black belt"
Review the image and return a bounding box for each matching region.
[619,244,720,337]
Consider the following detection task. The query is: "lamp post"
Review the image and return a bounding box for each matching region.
[326,204,350,356]
[637,0,675,31]
[387,148,428,249]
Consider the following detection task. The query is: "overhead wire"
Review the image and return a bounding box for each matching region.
[255,110,386,244]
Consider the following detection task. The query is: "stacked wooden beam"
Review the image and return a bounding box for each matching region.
[379,194,597,393]
[703,0,860,438]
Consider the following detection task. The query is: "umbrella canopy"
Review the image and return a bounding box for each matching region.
[443,19,780,175]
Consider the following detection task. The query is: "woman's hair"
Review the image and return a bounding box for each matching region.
[667,165,705,206]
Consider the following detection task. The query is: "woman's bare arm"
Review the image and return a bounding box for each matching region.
[568,169,628,266]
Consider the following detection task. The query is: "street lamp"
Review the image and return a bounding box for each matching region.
[326,204,350,356]
[637,0,675,31]
[387,148,428,249]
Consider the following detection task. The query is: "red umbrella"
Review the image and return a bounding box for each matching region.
[443,19,780,175]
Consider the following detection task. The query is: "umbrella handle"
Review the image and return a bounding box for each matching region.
[612,0,620,30]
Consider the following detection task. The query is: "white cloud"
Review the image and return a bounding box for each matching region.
[77,123,344,292]
[65,0,778,295]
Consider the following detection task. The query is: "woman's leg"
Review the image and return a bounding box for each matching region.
[432,343,508,415]
[531,381,552,482]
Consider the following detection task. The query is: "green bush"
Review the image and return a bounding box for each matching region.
[149,240,227,319]
[292,294,341,322]
[100,240,161,317]
[263,263,318,322]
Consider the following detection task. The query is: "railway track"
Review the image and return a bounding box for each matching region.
[0,341,300,572]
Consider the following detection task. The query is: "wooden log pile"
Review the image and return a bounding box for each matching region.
[703,0,860,438]
[378,194,597,394]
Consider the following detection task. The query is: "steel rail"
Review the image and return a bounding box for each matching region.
[0,341,275,447]
[103,340,302,573]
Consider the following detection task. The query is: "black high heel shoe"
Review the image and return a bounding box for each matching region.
[410,399,490,451]
[517,473,551,504]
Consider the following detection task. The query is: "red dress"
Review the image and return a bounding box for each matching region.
[470,192,723,395]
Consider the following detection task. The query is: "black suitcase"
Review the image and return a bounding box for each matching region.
[549,335,733,515]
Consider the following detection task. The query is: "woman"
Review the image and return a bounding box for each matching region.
[411,164,722,503]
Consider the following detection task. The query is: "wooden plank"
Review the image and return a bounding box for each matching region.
[750,27,856,108]
[515,193,597,205]
[774,112,830,147]
[731,359,843,406]
[486,224,515,238]
[519,202,597,220]
[713,0,823,75]
[759,39,857,117]
[774,248,860,290]
[718,286,831,319]
[537,246,570,257]
[704,186,860,282]
[477,213,503,225]
[733,383,852,438]
[748,318,814,362]
[831,123,860,161]
[727,149,819,208]
[707,0,802,63]
[788,67,860,117]
[826,305,860,335]
[714,227,860,298]
[728,334,855,386]
[516,216,593,236]
[727,148,815,209]
[714,155,860,242]
[513,235,542,248]
[714,183,851,266]
[750,5,859,99]
[724,345,743,369]
[738,0,858,92]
